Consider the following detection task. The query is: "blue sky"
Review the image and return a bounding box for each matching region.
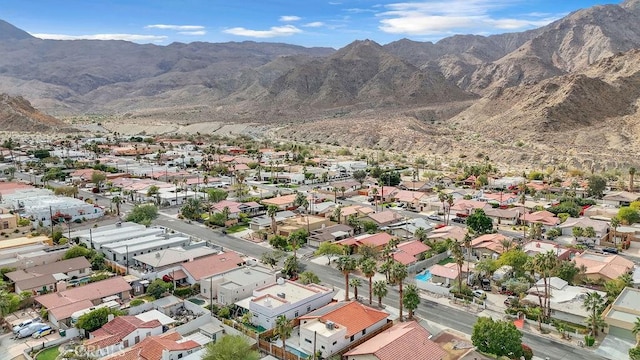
[1,0,617,48]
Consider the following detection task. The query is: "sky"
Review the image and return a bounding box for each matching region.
[1,0,619,48]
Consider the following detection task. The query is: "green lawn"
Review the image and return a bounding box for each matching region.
[438,257,455,265]
[36,347,59,360]
[226,224,249,234]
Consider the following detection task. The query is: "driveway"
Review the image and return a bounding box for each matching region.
[594,335,634,360]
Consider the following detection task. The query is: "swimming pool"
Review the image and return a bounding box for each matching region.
[416,270,432,282]
[285,345,310,359]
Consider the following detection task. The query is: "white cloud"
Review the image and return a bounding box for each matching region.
[145,24,205,30]
[30,33,168,42]
[378,0,560,35]
[223,25,302,38]
[279,15,301,22]
[303,21,325,28]
[178,30,207,36]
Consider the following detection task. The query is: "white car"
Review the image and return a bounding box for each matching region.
[472,289,486,298]
[427,214,442,221]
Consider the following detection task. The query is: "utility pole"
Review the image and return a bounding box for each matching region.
[49,206,54,235]
[125,245,129,275]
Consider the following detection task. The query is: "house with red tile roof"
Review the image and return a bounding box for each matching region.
[103,332,200,360]
[336,232,395,252]
[344,321,445,360]
[520,210,559,227]
[573,252,634,282]
[363,211,404,227]
[392,240,430,266]
[84,315,163,357]
[471,234,511,259]
[261,194,298,210]
[426,226,468,242]
[181,251,244,284]
[299,301,390,358]
[450,199,492,216]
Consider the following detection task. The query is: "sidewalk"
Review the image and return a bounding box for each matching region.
[417,290,600,355]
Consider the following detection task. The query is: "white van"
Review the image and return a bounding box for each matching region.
[12,318,39,334]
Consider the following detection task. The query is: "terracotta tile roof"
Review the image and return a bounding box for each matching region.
[392,251,417,265]
[396,240,430,257]
[427,226,468,242]
[367,211,403,225]
[520,211,559,226]
[429,264,459,279]
[573,252,634,281]
[181,251,243,281]
[261,194,298,206]
[471,234,509,254]
[393,190,424,203]
[104,332,199,360]
[86,316,162,350]
[344,321,446,360]
[314,301,388,337]
[336,232,394,248]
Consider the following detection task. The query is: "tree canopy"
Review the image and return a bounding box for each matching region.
[125,204,158,226]
[202,334,260,360]
[76,307,126,332]
[466,209,493,234]
[146,278,173,299]
[472,317,523,358]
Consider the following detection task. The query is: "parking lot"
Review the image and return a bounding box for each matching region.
[1,310,62,360]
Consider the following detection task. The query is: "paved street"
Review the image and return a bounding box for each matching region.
[14,172,608,359]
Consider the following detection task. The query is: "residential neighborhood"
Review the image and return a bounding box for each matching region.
[2,134,640,360]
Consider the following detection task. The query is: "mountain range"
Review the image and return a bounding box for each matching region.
[2,0,640,168]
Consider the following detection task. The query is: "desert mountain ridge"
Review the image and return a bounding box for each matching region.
[2,0,640,168]
[0,93,74,133]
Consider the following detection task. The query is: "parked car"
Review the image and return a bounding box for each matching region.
[427,214,442,221]
[12,318,40,334]
[17,323,47,339]
[499,286,515,296]
[472,289,486,299]
[603,247,619,254]
[452,217,466,224]
[32,326,54,339]
[481,279,492,291]
[504,296,518,307]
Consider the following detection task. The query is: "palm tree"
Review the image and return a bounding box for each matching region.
[373,280,388,307]
[336,255,357,301]
[500,239,513,252]
[450,242,465,292]
[333,206,343,224]
[632,317,640,345]
[299,271,320,285]
[403,284,420,320]
[332,186,338,203]
[539,251,558,319]
[390,261,408,321]
[360,258,377,305]
[611,217,621,245]
[370,187,379,212]
[438,192,447,224]
[349,277,362,300]
[267,205,279,235]
[630,167,636,191]
[583,292,606,336]
[446,195,454,225]
[111,196,122,216]
[415,227,427,242]
[463,233,472,260]
[274,314,293,351]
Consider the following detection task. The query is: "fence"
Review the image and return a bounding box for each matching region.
[407,252,449,274]
[127,302,154,315]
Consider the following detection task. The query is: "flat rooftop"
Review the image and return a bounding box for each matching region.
[105,236,190,255]
[251,280,331,308]
[217,266,274,286]
[614,288,640,310]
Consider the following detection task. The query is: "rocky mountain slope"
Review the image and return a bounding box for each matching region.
[1,1,640,167]
[0,93,73,132]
